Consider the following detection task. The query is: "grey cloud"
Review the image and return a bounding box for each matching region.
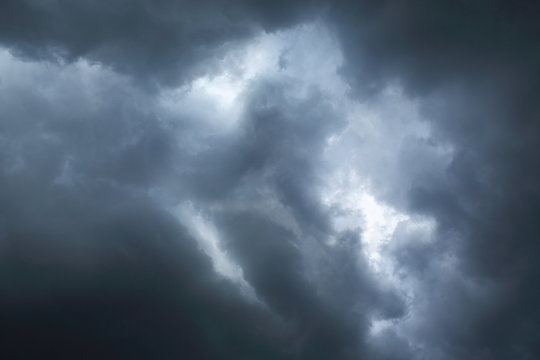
[0,0,324,89]
[216,211,404,360]
[0,56,293,359]
[324,1,540,358]
[0,36,403,359]
[175,77,406,357]
[2,0,540,359]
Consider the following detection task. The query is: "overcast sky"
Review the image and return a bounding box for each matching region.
[1,1,540,359]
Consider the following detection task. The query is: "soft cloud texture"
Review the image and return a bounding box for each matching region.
[1,1,540,359]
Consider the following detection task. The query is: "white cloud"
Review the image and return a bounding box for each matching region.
[172,201,260,302]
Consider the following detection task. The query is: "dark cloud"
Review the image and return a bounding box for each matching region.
[0,0,324,89]
[330,0,540,96]
[178,78,406,357]
[0,47,402,359]
[2,0,540,359]
[0,58,290,359]
[0,188,292,359]
[324,1,540,358]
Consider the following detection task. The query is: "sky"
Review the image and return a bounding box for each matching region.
[1,1,540,359]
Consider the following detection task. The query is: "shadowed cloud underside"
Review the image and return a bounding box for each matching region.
[1,1,540,359]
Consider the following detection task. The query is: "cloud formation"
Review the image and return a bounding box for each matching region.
[1,1,540,359]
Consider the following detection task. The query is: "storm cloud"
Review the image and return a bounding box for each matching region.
[1,1,540,359]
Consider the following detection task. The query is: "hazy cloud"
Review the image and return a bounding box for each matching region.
[1,1,540,359]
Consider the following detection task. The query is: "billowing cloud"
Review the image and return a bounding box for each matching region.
[1,1,540,359]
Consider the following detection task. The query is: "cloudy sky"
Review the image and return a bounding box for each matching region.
[1,1,540,359]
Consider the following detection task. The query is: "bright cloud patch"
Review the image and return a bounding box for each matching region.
[153,23,453,342]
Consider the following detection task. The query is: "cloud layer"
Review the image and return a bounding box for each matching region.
[1,1,540,359]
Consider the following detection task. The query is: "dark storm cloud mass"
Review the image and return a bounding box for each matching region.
[0,0,322,89]
[325,2,540,358]
[1,1,540,359]
[0,59,291,359]
[0,49,400,359]
[325,1,540,359]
